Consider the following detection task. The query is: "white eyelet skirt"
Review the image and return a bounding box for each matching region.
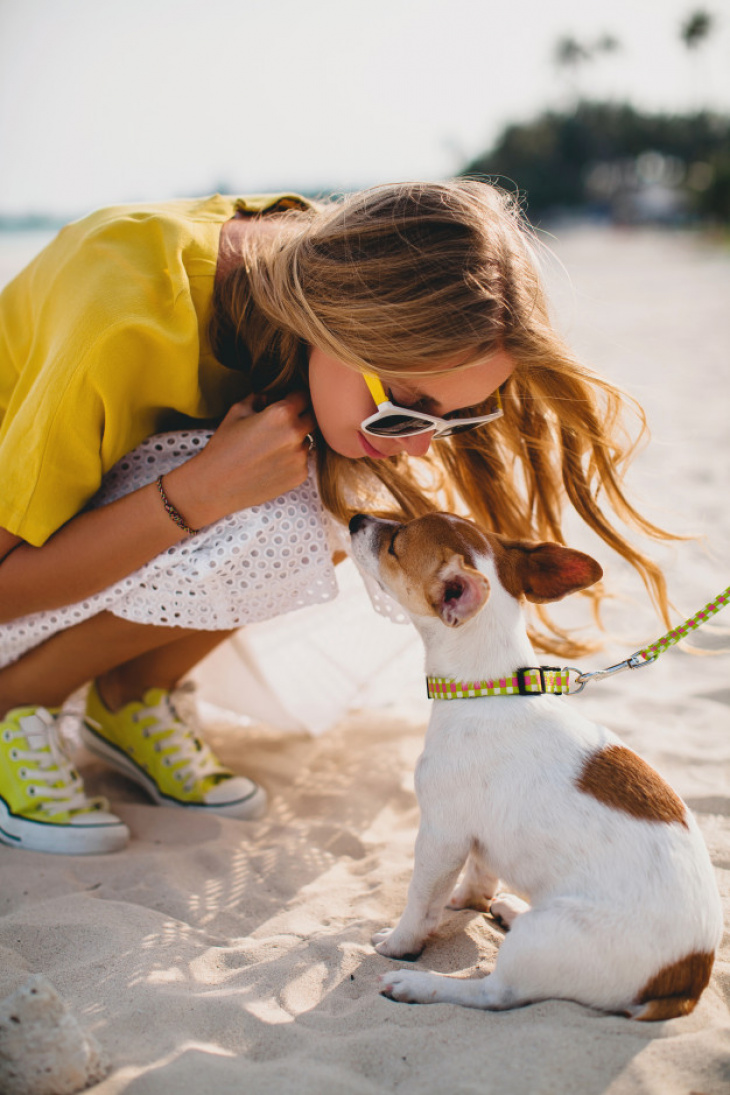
[0,431,404,671]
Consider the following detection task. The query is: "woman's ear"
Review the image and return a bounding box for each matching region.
[515,542,603,604]
[428,555,490,627]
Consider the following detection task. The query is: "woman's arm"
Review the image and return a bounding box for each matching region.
[0,393,314,623]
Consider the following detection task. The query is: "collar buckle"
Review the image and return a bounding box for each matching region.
[515,666,564,695]
[516,667,543,695]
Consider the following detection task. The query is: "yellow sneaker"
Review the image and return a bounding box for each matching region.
[81,682,267,819]
[0,706,130,854]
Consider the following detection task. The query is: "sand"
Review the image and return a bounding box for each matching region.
[0,224,729,1094]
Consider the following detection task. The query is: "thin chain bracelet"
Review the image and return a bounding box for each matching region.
[156,476,199,536]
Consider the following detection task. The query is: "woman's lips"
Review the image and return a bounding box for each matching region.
[357,432,390,458]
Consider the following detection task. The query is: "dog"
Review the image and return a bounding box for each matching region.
[349,511,723,1020]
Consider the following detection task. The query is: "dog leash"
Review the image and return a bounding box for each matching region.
[565,584,730,694]
[426,586,729,700]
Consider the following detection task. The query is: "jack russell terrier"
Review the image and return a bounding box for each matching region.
[349,512,723,1020]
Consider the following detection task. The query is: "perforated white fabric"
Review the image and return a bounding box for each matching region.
[0,431,407,670]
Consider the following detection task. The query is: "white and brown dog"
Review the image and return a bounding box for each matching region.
[349,512,723,1020]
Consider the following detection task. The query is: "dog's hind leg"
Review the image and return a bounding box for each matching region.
[471,899,626,1013]
[382,900,623,1013]
[447,842,500,911]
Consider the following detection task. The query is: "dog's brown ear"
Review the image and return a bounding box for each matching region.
[512,542,603,603]
[428,555,490,627]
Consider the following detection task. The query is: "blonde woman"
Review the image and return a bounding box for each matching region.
[0,182,672,854]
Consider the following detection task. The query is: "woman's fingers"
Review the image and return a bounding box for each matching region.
[168,391,318,525]
[226,389,309,418]
[224,393,259,420]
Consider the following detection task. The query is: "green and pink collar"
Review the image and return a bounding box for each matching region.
[426,667,569,699]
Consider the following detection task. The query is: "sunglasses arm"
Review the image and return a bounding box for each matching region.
[362,372,391,408]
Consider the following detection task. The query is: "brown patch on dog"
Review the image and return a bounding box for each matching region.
[489,537,603,603]
[376,513,601,614]
[399,513,487,572]
[577,745,688,828]
[377,514,491,619]
[630,951,715,1020]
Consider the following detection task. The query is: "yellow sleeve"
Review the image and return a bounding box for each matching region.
[0,194,308,546]
[0,208,210,546]
[0,316,207,546]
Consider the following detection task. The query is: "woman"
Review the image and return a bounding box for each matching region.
[0,181,673,854]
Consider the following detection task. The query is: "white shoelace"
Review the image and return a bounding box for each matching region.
[5,709,103,816]
[134,686,228,794]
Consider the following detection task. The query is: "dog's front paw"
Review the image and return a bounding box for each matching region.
[379,969,441,1004]
[372,928,424,961]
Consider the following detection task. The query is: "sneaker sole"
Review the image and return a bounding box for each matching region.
[79,722,268,820]
[0,796,129,856]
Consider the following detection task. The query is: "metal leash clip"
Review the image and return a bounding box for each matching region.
[565,653,657,695]
[562,584,728,696]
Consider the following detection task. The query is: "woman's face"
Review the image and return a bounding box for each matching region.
[308,347,515,459]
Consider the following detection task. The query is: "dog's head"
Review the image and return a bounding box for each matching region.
[349,512,602,628]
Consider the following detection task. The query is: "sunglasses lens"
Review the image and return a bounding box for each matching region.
[364,414,435,437]
[439,422,481,436]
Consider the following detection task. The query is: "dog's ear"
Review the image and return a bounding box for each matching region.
[513,542,603,604]
[428,555,490,627]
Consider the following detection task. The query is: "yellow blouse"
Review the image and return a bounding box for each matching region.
[0,192,308,546]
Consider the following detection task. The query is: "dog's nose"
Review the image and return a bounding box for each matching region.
[349,514,369,534]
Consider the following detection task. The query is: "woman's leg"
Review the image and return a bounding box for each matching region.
[96,627,235,711]
[0,611,225,713]
[0,613,267,825]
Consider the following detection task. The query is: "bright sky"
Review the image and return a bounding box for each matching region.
[1,0,729,217]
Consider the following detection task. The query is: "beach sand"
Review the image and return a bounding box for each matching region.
[0,225,728,1094]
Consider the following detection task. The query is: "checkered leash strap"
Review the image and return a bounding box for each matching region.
[568,584,730,693]
[637,586,730,661]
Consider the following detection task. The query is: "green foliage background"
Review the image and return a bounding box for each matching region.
[461,103,730,224]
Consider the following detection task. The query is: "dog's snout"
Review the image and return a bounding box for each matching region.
[349,514,369,534]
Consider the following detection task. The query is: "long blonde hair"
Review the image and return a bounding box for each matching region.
[211,180,677,656]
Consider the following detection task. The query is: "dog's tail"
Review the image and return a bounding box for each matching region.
[625,950,715,1021]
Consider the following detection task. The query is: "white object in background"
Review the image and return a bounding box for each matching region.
[193,558,428,735]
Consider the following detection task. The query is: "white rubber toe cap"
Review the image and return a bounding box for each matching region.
[202,777,268,819]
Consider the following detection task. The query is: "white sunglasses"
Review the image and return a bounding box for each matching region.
[360,373,503,439]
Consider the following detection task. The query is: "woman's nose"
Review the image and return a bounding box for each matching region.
[398,431,434,458]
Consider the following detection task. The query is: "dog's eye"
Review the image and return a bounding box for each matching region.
[388,531,399,557]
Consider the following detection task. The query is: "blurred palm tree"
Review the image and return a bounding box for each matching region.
[680,9,715,49]
[554,33,621,104]
[680,9,716,109]
[554,36,591,72]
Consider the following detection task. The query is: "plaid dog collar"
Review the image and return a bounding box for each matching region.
[426,666,569,700]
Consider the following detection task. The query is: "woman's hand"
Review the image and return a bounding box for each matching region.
[0,393,317,622]
[0,393,316,622]
[166,392,316,528]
